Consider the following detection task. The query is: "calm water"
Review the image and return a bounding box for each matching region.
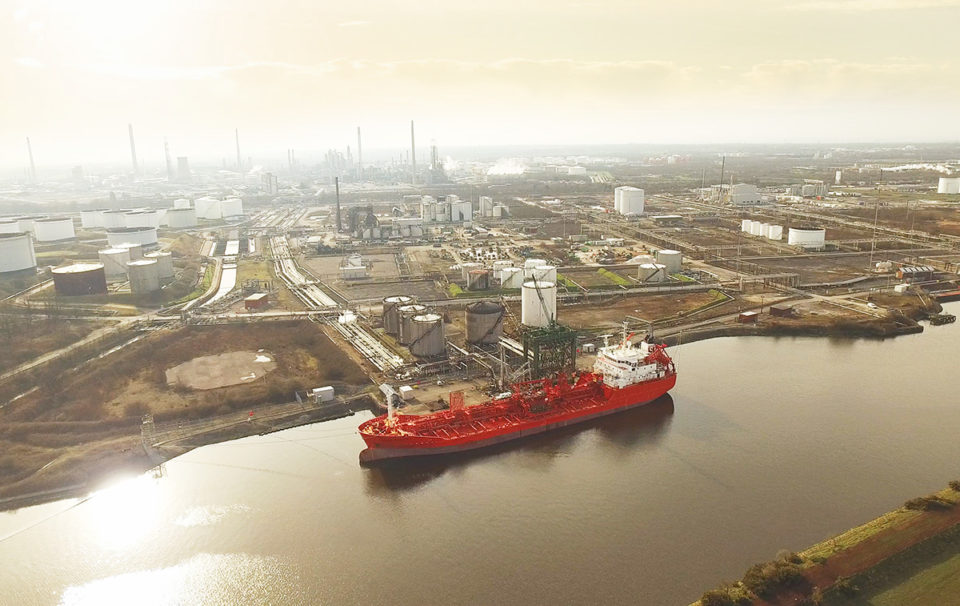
[3,304,960,605]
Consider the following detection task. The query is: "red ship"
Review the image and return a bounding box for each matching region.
[358,331,676,463]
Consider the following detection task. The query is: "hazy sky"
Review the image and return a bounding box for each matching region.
[3,0,959,168]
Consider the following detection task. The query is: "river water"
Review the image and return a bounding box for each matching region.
[3,305,960,605]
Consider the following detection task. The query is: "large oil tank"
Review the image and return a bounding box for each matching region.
[740,219,751,232]
[98,247,131,278]
[524,258,547,269]
[16,216,44,234]
[408,313,445,357]
[115,242,144,260]
[525,264,557,282]
[460,262,482,280]
[220,197,244,217]
[34,217,76,242]
[0,233,37,273]
[126,258,161,293]
[81,208,108,228]
[382,295,414,335]
[0,220,19,234]
[166,207,198,228]
[655,249,682,274]
[492,260,514,281]
[466,300,505,345]
[938,177,960,195]
[106,226,158,248]
[500,267,523,288]
[638,263,667,283]
[52,263,108,296]
[100,210,129,229]
[787,227,826,248]
[767,225,783,241]
[467,269,490,291]
[124,210,160,229]
[749,221,764,236]
[173,198,192,209]
[397,304,428,345]
[144,251,175,280]
[521,280,557,327]
[195,196,222,219]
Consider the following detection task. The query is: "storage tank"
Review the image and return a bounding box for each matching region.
[101,210,129,229]
[81,208,108,228]
[195,196,222,219]
[16,216,43,234]
[638,263,667,283]
[526,264,558,283]
[524,258,547,269]
[767,225,783,240]
[34,217,76,242]
[144,251,175,280]
[617,186,645,216]
[466,300,505,345]
[460,262,482,280]
[0,233,37,273]
[51,263,108,296]
[655,249,682,274]
[221,197,244,217]
[166,207,198,228]
[492,260,514,280]
[116,242,144,260]
[500,267,523,288]
[938,177,960,195]
[787,227,826,249]
[740,219,751,232]
[124,210,160,229]
[467,269,490,291]
[397,304,428,345]
[126,258,161,293]
[173,198,192,209]
[749,221,764,236]
[382,295,414,335]
[157,208,168,227]
[106,226,158,248]
[408,314,445,358]
[0,220,20,234]
[98,247,131,278]
[521,280,557,327]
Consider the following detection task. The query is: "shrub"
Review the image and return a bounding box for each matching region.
[949,480,960,492]
[124,401,150,417]
[742,560,805,597]
[833,576,858,597]
[904,495,951,511]
[700,584,750,606]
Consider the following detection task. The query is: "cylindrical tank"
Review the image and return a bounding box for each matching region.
[397,304,428,345]
[492,260,514,281]
[0,220,20,234]
[767,225,783,240]
[500,267,523,288]
[460,262,482,280]
[124,210,160,229]
[740,219,751,232]
[787,227,826,248]
[524,258,547,269]
[617,186,645,215]
[126,258,161,293]
[166,207,198,228]
[655,249,682,274]
[0,233,37,273]
[466,300,505,345]
[408,313,445,358]
[52,263,108,296]
[100,210,129,229]
[220,197,243,217]
[467,269,490,291]
[938,177,960,195]
[81,208,108,228]
[638,263,667,283]
[98,247,131,278]
[521,280,557,327]
[173,198,192,209]
[16,216,44,234]
[106,227,158,248]
[382,295,414,335]
[526,265,557,283]
[34,217,76,242]
[749,221,764,236]
[115,242,144,260]
[144,251,175,279]
[157,208,168,227]
[195,196,222,219]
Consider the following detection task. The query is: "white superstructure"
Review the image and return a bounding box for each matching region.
[593,337,666,389]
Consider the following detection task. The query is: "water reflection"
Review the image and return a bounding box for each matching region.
[363,395,675,496]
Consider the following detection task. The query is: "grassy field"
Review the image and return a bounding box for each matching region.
[237,258,303,309]
[0,317,107,374]
[866,553,960,605]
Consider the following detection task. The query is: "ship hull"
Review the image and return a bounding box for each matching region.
[359,373,675,464]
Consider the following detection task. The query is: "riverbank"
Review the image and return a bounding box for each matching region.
[693,481,960,605]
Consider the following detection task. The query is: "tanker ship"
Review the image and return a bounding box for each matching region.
[358,331,676,463]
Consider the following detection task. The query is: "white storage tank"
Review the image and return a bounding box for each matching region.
[500,267,523,288]
[397,304,428,345]
[100,210,129,229]
[166,207,198,228]
[0,233,37,273]
[492,259,514,280]
[749,221,764,236]
[81,208,108,229]
[221,197,244,217]
[126,258,161,293]
[382,295,414,335]
[157,208,168,227]
[767,225,783,241]
[408,313,445,358]
[106,227,158,248]
[521,280,557,327]
[98,247,131,278]
[124,210,160,229]
[638,263,667,282]
[617,186,645,216]
[460,262,482,280]
[525,264,557,283]
[16,216,43,234]
[195,196,222,220]
[655,249,682,274]
[116,242,144,260]
[144,251,175,280]
[788,227,826,249]
[0,220,20,234]
[34,217,76,242]
[466,300,505,345]
[173,198,192,209]
[938,177,960,195]
[524,258,547,269]
[740,219,751,232]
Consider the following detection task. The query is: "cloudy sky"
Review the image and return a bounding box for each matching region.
[3,0,958,167]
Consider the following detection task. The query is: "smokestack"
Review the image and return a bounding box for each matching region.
[128,124,139,177]
[164,138,174,181]
[410,120,417,186]
[717,155,725,203]
[335,176,342,232]
[26,137,37,182]
[235,128,242,172]
[357,127,363,181]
